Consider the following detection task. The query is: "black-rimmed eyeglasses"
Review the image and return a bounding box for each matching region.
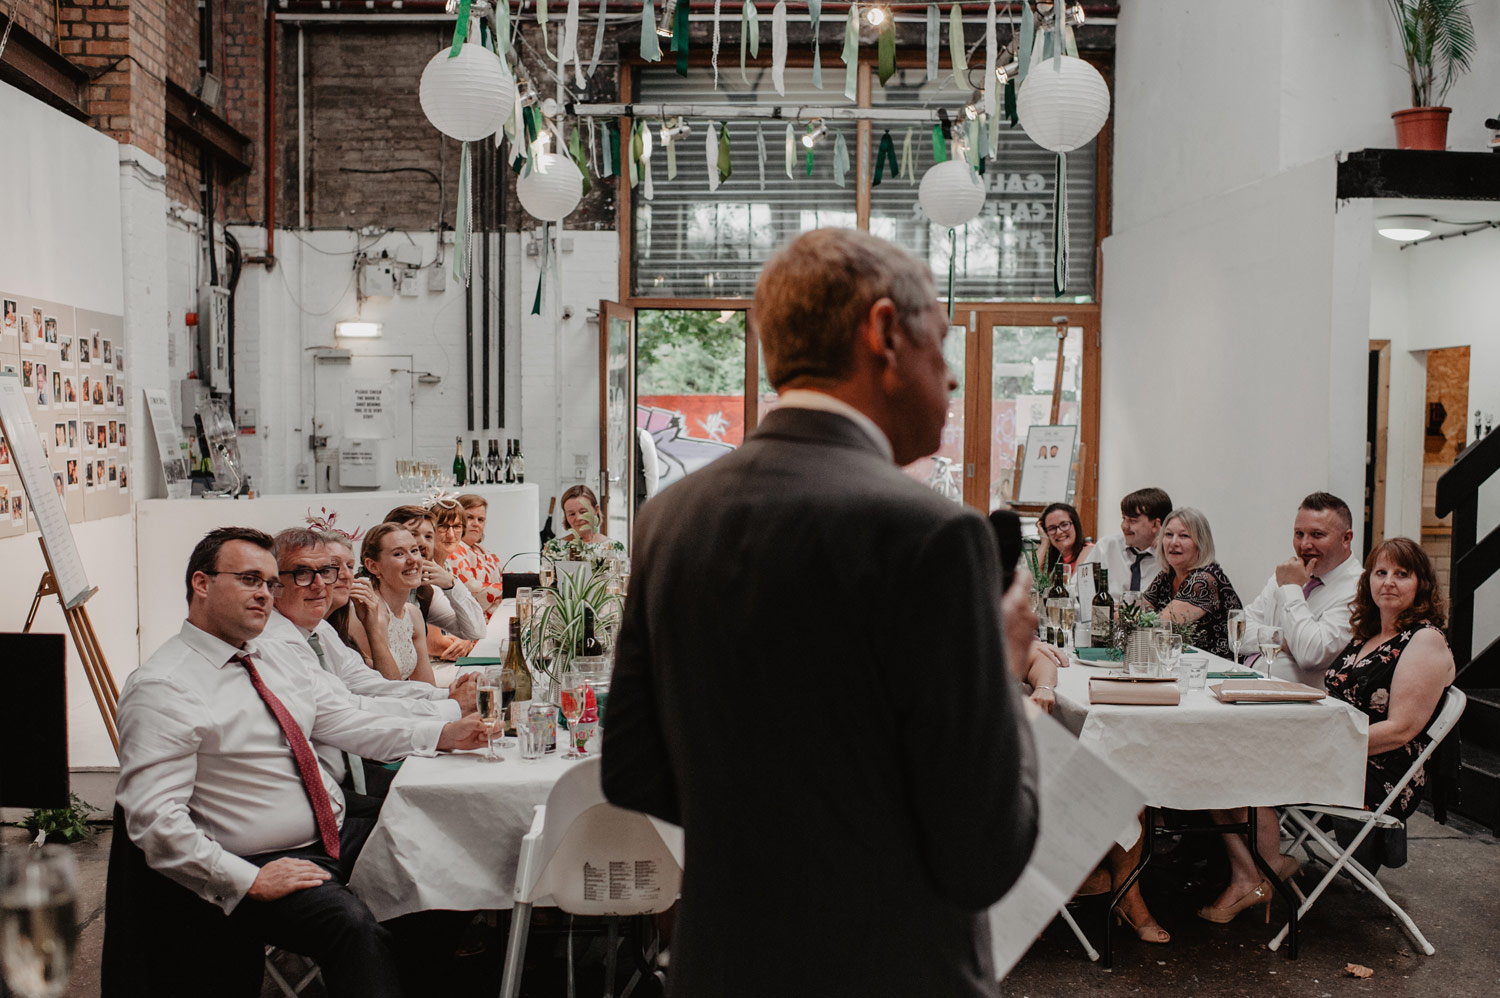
[205,571,285,594]
[278,565,340,587]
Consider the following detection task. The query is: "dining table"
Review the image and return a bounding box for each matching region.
[1050,649,1370,964]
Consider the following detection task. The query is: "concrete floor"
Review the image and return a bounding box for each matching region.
[20,807,1499,997]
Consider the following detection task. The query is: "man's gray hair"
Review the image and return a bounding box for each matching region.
[755,228,938,389]
[273,527,329,566]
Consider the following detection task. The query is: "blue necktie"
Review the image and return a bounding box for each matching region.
[1129,549,1148,592]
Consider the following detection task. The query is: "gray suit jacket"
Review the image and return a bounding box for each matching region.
[603,407,1039,997]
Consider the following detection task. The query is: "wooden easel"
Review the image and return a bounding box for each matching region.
[23,537,119,753]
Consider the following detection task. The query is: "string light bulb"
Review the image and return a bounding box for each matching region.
[865,5,888,26]
[801,120,828,148]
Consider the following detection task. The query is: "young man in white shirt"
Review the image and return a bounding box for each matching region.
[113,527,487,997]
[1081,487,1173,595]
[1240,492,1360,689]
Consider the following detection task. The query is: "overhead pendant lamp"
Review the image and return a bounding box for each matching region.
[1015,53,1110,152]
[419,42,516,142]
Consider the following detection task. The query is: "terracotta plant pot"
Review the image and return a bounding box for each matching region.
[1392,107,1451,151]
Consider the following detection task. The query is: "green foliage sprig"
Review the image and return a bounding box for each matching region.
[22,794,96,845]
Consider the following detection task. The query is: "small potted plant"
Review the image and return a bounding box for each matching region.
[1386,0,1476,150]
[522,562,623,686]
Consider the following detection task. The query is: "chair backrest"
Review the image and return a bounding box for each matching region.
[1371,686,1467,817]
[517,757,683,917]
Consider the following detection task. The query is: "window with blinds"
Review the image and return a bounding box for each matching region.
[630,63,1098,301]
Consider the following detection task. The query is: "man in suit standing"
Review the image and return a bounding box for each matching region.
[603,228,1039,997]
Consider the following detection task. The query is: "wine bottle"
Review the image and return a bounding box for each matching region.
[581,606,603,656]
[486,439,500,484]
[504,439,517,483]
[1046,567,1069,647]
[504,617,532,733]
[452,436,466,486]
[468,440,482,484]
[512,439,525,483]
[1091,566,1115,647]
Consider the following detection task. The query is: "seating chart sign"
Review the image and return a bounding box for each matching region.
[0,373,91,606]
[1016,424,1078,505]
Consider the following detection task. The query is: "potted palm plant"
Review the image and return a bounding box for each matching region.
[1387,0,1476,150]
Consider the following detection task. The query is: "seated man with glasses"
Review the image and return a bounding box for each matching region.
[111,527,488,996]
[260,527,480,801]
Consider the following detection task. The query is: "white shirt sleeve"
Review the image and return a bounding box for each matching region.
[322,623,455,705]
[306,671,447,762]
[433,579,486,640]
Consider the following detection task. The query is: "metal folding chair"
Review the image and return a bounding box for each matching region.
[264,946,323,997]
[1270,686,1466,955]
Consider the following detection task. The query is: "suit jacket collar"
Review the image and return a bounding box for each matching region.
[751,406,893,462]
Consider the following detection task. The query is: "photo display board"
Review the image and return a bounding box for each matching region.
[0,292,130,539]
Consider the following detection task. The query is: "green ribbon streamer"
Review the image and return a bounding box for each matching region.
[673,0,690,76]
[717,121,733,183]
[448,0,471,56]
[1053,152,1069,297]
[453,140,470,285]
[872,129,898,186]
[629,120,645,188]
[523,106,541,147]
[805,123,815,176]
[642,0,662,61]
[1018,1,1035,85]
[932,124,947,163]
[948,3,965,83]
[877,18,895,85]
[532,223,548,315]
[900,127,915,184]
[741,0,759,83]
[1004,78,1018,126]
[608,123,621,178]
[946,228,957,322]
[809,0,822,88]
[495,0,511,61]
[569,127,592,197]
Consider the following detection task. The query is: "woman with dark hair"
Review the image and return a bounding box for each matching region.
[1038,502,1093,583]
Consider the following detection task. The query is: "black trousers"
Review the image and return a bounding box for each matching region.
[230,815,403,998]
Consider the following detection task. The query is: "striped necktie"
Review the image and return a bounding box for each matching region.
[306,633,367,796]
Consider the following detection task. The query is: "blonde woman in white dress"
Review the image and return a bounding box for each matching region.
[354,522,439,687]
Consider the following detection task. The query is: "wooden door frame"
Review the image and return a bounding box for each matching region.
[598,300,637,534]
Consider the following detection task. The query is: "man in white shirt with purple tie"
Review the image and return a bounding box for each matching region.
[1239,492,1360,689]
[113,526,486,997]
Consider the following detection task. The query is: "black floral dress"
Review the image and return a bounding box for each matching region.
[1325,622,1447,820]
[1142,562,1244,657]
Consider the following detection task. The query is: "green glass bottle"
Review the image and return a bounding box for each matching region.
[452,435,465,486]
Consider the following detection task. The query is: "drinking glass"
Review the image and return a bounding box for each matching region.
[477,673,503,762]
[518,710,549,761]
[1257,626,1285,678]
[559,672,588,759]
[1157,632,1184,682]
[539,561,556,589]
[1182,654,1210,692]
[1227,609,1248,665]
[0,847,77,998]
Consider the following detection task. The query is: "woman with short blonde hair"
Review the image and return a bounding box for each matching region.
[1142,506,1243,657]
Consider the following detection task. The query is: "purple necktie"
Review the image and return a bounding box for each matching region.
[1302,576,1323,599]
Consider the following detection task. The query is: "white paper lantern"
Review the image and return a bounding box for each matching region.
[517,153,584,222]
[1016,55,1111,152]
[419,43,516,142]
[918,159,987,228]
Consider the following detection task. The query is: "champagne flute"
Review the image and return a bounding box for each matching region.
[1056,598,1078,653]
[1227,609,1248,665]
[559,672,588,759]
[1257,626,1284,678]
[1,847,79,998]
[477,677,503,762]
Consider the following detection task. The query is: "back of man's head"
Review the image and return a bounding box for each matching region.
[1299,491,1352,533]
[755,228,937,389]
[1121,487,1173,522]
[184,526,275,605]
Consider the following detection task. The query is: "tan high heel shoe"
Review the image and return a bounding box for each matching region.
[1196,879,1272,924]
[1116,909,1171,944]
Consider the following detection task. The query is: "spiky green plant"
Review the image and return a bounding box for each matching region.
[521,564,623,682]
[1388,0,1476,107]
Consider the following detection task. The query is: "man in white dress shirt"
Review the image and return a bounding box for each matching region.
[1081,487,1173,594]
[1241,492,1360,689]
[263,527,476,798]
[113,527,487,997]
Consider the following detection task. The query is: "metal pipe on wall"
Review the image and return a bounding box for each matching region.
[297,25,307,229]
[480,135,492,431]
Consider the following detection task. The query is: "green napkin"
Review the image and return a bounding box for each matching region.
[1207,670,1261,679]
[454,657,504,667]
[1075,647,1123,663]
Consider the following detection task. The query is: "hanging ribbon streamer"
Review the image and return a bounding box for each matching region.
[569,127,592,197]
[1017,0,1035,85]
[538,0,556,60]
[809,0,823,88]
[630,119,645,189]
[945,228,957,321]
[983,3,998,156]
[564,0,582,86]
[1053,152,1069,297]
[641,0,662,61]
[718,121,733,184]
[712,0,723,89]
[900,127,915,183]
[1004,78,1018,126]
[453,141,472,286]
[587,0,607,77]
[756,124,767,190]
[673,0,690,76]
[494,0,512,64]
[805,123,816,176]
[771,1,788,96]
[639,121,655,201]
[706,122,721,192]
[926,4,939,82]
[833,132,849,188]
[948,3,966,87]
[785,123,795,178]
[531,222,548,315]
[966,118,981,169]
[877,16,895,85]
[448,0,471,56]
[872,129,898,185]
[841,4,859,101]
[663,119,680,180]
[932,112,949,163]
[740,0,760,85]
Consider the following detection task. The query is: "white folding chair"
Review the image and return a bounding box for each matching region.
[1269,686,1466,955]
[497,757,684,998]
[263,946,322,997]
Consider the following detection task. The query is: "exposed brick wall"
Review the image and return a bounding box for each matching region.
[8,0,60,49]
[165,128,201,209]
[221,0,265,224]
[164,0,199,88]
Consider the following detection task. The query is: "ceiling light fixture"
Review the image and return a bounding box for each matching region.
[802,120,828,148]
[657,0,678,38]
[1377,215,1433,242]
[865,5,888,26]
[335,321,382,339]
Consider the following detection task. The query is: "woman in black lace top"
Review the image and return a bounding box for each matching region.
[1142,506,1244,657]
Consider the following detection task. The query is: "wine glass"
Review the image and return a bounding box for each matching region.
[559,672,588,759]
[1227,609,1248,665]
[1,846,80,998]
[1257,626,1285,679]
[477,671,503,762]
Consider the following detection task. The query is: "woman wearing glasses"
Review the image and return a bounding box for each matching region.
[1038,502,1094,583]
[353,523,438,686]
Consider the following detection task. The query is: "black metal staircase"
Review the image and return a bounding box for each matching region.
[1434,429,1500,833]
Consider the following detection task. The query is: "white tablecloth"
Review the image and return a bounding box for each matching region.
[349,748,589,922]
[1052,657,1369,811]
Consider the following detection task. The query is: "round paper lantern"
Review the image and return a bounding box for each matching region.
[918,160,987,228]
[517,153,584,222]
[1016,55,1111,152]
[419,43,516,142]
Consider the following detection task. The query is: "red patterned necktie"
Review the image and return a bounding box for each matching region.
[235,654,340,859]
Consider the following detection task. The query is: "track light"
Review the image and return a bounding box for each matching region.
[662,120,692,141]
[657,0,678,38]
[1068,4,1087,26]
[865,5,888,26]
[801,120,827,148]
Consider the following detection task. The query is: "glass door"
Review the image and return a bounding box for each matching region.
[599,300,635,548]
[900,321,970,505]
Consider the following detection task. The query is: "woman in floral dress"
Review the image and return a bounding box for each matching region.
[449,493,506,619]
